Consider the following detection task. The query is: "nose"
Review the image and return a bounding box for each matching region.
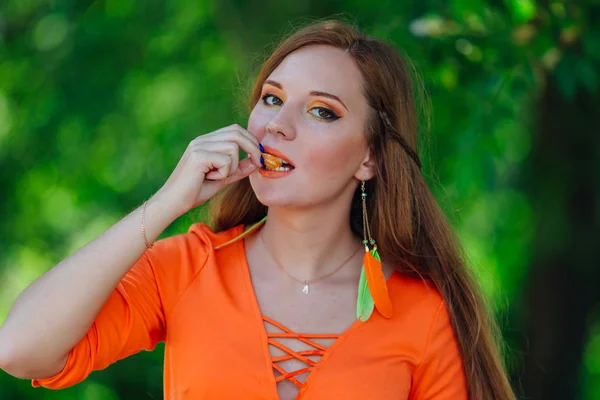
[265,108,297,140]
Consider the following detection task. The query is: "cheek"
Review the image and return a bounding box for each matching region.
[247,115,260,135]
[304,136,364,174]
[247,107,271,138]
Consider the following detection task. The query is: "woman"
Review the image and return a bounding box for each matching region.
[0,20,515,399]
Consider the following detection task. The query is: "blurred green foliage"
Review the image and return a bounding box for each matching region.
[1,1,599,399]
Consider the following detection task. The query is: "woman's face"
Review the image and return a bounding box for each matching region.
[248,44,373,208]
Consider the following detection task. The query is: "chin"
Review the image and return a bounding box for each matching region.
[249,178,297,207]
[252,190,296,208]
[253,190,326,211]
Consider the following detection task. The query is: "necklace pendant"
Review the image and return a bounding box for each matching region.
[302,282,309,295]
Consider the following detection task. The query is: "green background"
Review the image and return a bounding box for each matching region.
[1,1,599,399]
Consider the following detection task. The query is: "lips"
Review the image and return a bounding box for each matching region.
[261,145,295,168]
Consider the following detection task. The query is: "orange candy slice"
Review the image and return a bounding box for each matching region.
[262,153,284,169]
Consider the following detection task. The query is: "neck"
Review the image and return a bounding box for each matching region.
[257,201,363,281]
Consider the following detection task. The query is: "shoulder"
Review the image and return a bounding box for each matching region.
[146,222,244,262]
[186,222,245,246]
[388,272,445,323]
[392,274,467,397]
[140,223,245,310]
[385,273,451,353]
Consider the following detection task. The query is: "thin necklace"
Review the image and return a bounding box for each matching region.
[257,228,361,295]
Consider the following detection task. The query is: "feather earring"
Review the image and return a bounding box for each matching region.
[356,180,393,321]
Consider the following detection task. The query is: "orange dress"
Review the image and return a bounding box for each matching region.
[32,223,467,399]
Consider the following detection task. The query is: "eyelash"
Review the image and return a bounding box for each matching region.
[261,93,341,121]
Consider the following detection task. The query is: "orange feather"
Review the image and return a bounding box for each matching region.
[364,250,393,318]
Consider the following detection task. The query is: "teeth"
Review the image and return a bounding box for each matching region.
[265,165,293,172]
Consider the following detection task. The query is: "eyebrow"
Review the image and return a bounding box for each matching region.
[264,79,349,111]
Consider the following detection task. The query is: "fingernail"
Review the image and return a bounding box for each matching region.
[260,155,264,166]
[259,143,264,153]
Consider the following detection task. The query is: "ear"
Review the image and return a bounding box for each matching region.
[354,146,376,181]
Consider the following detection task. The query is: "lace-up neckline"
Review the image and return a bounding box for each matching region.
[262,315,341,388]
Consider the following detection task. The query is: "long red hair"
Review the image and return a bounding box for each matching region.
[209,19,515,399]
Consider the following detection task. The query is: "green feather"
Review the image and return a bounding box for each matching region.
[356,264,375,321]
[371,248,381,261]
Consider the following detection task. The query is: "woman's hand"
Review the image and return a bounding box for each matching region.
[154,124,262,216]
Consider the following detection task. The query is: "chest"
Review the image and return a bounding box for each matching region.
[165,292,413,400]
[163,241,413,400]
[250,267,360,400]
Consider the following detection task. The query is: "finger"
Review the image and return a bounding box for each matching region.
[196,150,232,181]
[211,157,258,183]
[193,141,239,175]
[229,124,260,146]
[199,124,260,147]
[224,128,262,167]
[200,130,262,168]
